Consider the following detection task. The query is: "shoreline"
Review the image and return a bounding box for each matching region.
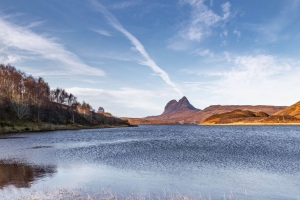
[0,123,137,134]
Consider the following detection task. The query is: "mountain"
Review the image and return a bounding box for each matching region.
[162,96,198,115]
[125,96,286,124]
[144,96,200,124]
[273,101,300,118]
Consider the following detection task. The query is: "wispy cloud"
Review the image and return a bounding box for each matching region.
[179,0,231,41]
[91,0,183,96]
[207,54,300,105]
[194,49,214,57]
[221,2,231,20]
[0,16,105,76]
[26,20,47,28]
[110,0,142,10]
[181,52,300,106]
[233,29,241,38]
[93,29,111,36]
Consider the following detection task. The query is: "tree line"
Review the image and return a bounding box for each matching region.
[0,64,124,126]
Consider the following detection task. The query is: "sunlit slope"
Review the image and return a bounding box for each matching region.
[202,110,270,124]
[274,101,300,119]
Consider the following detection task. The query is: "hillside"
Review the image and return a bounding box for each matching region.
[274,101,300,118]
[0,64,130,133]
[125,96,287,124]
[202,110,270,124]
[203,101,300,125]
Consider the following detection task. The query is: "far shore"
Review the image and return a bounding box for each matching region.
[200,123,300,126]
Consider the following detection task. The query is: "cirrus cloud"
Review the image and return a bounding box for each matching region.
[92,0,183,96]
[180,0,231,41]
[0,16,105,76]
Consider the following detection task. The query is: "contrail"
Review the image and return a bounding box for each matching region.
[92,0,183,96]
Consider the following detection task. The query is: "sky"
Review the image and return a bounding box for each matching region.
[1,0,300,117]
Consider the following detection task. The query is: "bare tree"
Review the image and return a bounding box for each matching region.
[58,89,68,104]
[53,88,61,103]
[10,81,30,120]
[67,93,77,123]
[98,107,105,114]
[36,77,50,122]
[10,100,30,120]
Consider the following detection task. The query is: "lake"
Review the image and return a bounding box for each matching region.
[0,125,300,199]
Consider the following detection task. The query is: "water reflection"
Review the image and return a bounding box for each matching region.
[0,160,56,189]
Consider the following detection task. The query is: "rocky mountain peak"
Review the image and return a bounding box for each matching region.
[162,96,198,115]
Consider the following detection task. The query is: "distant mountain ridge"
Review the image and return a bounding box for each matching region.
[131,96,287,124]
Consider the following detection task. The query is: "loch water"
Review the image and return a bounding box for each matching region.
[0,125,300,199]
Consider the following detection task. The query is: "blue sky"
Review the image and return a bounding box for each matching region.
[1,0,300,117]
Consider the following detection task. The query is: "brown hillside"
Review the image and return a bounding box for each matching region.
[203,109,300,125]
[202,105,285,116]
[202,110,270,124]
[274,101,300,119]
